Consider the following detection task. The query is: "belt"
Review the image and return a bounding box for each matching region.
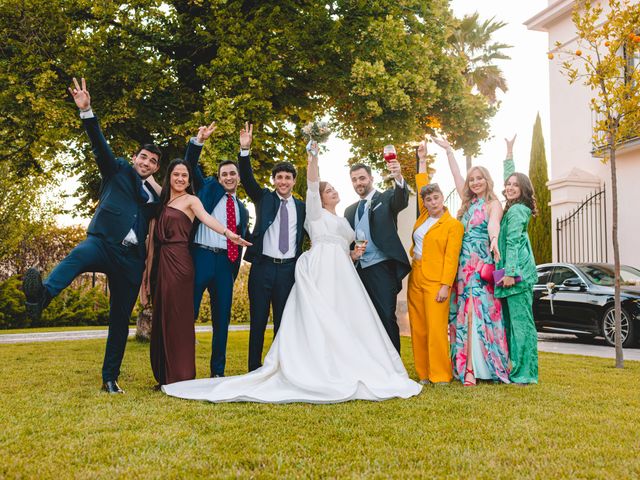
[195,244,226,254]
[262,255,296,264]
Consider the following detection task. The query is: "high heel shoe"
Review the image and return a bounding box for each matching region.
[463,367,476,387]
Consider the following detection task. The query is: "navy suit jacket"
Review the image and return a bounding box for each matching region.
[344,184,411,289]
[238,154,306,263]
[84,116,159,263]
[185,141,250,276]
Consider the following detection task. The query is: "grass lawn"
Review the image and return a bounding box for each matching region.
[1,332,638,479]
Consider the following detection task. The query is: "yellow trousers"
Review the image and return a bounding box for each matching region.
[407,260,453,383]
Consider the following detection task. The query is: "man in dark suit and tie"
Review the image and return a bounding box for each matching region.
[186,122,250,378]
[238,123,307,372]
[344,160,411,352]
[22,78,162,394]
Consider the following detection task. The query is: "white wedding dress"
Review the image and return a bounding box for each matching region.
[162,181,422,403]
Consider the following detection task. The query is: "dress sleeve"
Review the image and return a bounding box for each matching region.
[306,180,322,221]
[504,157,515,182]
[504,205,530,277]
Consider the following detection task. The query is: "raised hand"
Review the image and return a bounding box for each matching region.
[307,141,319,161]
[431,136,451,151]
[239,122,253,150]
[68,77,91,111]
[387,159,402,181]
[504,134,517,157]
[196,121,217,144]
[417,140,428,162]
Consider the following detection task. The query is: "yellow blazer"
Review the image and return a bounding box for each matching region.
[410,173,464,286]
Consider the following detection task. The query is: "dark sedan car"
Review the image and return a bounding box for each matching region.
[533,263,640,347]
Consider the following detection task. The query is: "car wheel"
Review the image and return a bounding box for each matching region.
[601,306,635,348]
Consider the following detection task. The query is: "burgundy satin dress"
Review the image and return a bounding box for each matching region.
[150,206,196,385]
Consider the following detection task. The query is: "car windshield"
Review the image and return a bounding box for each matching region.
[578,264,640,286]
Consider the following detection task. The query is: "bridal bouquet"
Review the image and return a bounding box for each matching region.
[301,120,332,144]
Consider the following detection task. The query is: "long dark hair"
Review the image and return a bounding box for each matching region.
[159,158,195,206]
[503,172,538,217]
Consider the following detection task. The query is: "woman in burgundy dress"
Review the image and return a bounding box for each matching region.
[141,158,250,386]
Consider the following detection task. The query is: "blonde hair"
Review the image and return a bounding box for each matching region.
[457,166,499,220]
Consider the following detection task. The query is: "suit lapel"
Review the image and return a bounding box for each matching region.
[368,191,382,220]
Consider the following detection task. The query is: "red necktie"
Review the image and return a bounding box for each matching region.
[226,194,239,262]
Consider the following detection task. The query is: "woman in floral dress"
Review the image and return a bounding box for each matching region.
[433,137,510,386]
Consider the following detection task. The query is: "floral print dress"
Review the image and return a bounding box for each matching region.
[449,198,510,383]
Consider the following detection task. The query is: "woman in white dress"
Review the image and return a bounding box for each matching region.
[162,144,422,403]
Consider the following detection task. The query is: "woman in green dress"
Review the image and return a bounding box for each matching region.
[495,135,539,384]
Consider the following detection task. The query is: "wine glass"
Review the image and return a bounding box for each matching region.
[383,144,397,182]
[355,229,367,247]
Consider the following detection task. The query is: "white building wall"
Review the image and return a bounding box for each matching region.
[527,0,640,267]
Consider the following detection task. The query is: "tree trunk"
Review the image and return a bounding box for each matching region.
[465,154,472,172]
[136,304,153,342]
[609,142,624,368]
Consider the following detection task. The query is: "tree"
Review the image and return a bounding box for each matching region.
[448,12,512,170]
[528,113,552,264]
[1,0,496,214]
[555,0,640,368]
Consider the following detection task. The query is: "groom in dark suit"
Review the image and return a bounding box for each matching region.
[345,161,411,352]
[22,78,162,394]
[186,122,250,378]
[238,123,307,371]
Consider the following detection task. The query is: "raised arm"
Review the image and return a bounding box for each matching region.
[185,121,215,192]
[237,122,263,202]
[503,134,516,182]
[305,141,322,221]
[188,196,252,247]
[415,141,430,216]
[69,77,117,178]
[432,136,465,198]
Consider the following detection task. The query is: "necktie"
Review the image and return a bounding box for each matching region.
[357,199,366,221]
[279,198,289,255]
[226,194,239,262]
[139,181,150,203]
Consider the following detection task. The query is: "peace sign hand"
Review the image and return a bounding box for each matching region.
[196,121,217,144]
[239,122,253,150]
[68,77,91,111]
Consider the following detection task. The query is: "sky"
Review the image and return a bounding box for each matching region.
[55,1,551,225]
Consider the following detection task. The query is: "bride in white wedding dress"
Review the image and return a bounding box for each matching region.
[163,145,422,403]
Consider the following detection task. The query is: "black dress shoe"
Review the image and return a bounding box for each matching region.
[23,268,45,321]
[102,380,125,394]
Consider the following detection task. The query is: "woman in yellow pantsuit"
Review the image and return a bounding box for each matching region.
[408,142,464,384]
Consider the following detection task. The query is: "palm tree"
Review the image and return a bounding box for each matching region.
[449,13,512,171]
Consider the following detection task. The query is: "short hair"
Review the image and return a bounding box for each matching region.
[218,160,239,176]
[272,162,297,179]
[349,163,372,175]
[420,183,443,198]
[135,143,162,162]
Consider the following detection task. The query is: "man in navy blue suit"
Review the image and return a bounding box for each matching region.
[22,78,162,394]
[186,122,250,378]
[238,123,307,372]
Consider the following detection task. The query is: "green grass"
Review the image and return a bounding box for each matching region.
[1,333,638,479]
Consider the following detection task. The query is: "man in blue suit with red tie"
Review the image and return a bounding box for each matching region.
[185,122,250,378]
[22,78,162,394]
